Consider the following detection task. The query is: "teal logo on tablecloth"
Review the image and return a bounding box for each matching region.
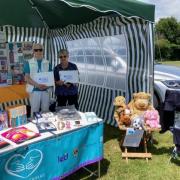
[5,149,43,178]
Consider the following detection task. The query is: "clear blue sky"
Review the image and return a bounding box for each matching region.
[139,0,180,22]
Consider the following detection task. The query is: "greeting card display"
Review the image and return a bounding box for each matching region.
[1,126,40,144]
[8,42,27,84]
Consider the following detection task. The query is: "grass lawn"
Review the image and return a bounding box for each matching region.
[65,124,180,180]
[65,60,180,180]
[158,60,180,67]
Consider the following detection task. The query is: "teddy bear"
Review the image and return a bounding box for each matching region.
[128,92,154,120]
[144,109,161,129]
[113,96,131,127]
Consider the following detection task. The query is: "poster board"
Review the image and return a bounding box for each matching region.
[0,42,33,86]
[0,43,8,85]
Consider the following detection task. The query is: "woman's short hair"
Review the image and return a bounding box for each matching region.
[58,49,69,57]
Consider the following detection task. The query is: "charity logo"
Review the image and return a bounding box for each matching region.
[58,153,68,163]
[38,77,48,83]
[5,149,43,179]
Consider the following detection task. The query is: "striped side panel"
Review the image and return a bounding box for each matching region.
[0,15,154,126]
[50,15,154,125]
[116,17,154,101]
[0,98,30,110]
[78,83,124,126]
[0,26,48,59]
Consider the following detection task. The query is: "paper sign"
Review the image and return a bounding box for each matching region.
[123,128,144,147]
[59,70,79,83]
[32,71,54,86]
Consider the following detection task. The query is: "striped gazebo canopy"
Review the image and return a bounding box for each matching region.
[0,0,155,126]
[0,0,155,28]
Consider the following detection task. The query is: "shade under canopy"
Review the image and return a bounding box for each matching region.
[0,0,155,28]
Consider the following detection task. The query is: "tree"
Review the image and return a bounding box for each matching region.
[155,17,180,45]
[155,39,171,60]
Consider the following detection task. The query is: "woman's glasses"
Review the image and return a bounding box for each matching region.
[34,49,43,52]
[60,55,67,59]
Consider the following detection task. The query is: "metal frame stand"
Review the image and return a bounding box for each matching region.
[82,160,101,178]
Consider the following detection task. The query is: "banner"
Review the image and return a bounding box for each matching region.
[0,122,103,180]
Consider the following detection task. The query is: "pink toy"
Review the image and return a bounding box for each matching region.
[144,110,161,128]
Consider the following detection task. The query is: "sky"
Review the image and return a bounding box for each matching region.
[139,0,180,22]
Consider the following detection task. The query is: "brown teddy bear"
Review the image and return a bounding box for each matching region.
[128,92,154,120]
[113,96,131,127]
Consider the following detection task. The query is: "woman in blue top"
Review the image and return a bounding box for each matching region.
[53,49,79,109]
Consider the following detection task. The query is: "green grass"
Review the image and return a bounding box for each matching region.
[158,60,180,67]
[65,125,180,180]
[65,60,180,179]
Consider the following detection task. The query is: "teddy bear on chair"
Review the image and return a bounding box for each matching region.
[144,110,161,129]
[128,92,154,120]
[113,96,131,127]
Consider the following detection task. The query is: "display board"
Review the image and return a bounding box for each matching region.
[0,43,8,85]
[0,40,33,86]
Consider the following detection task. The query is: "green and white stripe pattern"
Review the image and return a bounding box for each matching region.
[0,15,154,126]
[50,15,154,126]
[0,26,48,110]
[0,98,30,110]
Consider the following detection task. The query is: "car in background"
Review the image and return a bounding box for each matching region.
[153,63,180,109]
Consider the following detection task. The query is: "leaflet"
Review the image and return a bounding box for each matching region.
[59,70,79,84]
[32,71,54,86]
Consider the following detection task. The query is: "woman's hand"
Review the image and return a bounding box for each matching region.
[36,84,48,90]
[55,80,64,86]
[64,83,71,88]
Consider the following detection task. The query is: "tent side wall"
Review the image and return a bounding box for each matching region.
[0,15,154,126]
[0,26,49,110]
[49,15,154,126]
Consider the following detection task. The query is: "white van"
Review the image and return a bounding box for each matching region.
[154,63,180,109]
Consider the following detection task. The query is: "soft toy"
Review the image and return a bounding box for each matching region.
[113,96,131,127]
[128,92,154,120]
[132,116,145,130]
[144,110,161,129]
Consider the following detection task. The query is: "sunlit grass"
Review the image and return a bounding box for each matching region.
[158,60,180,67]
[65,125,180,180]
